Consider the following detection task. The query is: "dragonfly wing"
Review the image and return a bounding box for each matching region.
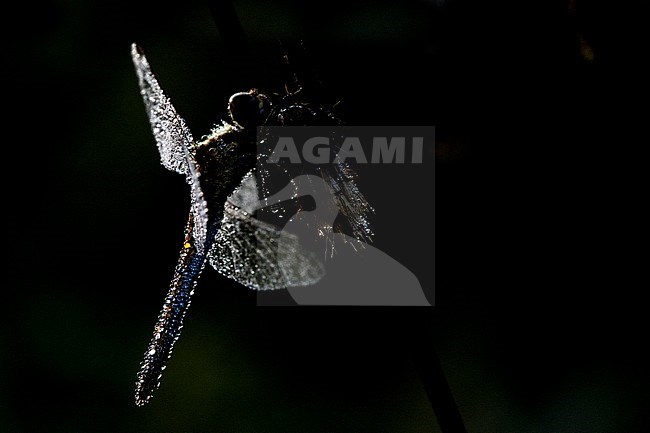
[131,43,194,175]
[131,43,208,252]
[208,172,324,290]
[256,128,374,245]
[184,143,209,255]
[225,170,259,213]
[319,164,374,244]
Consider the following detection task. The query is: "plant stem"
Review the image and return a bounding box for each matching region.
[409,319,468,433]
[206,0,249,54]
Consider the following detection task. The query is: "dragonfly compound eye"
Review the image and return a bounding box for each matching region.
[228,90,270,129]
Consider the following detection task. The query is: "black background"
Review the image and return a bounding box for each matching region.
[6,0,647,432]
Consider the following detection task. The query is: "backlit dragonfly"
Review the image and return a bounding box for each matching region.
[130,43,373,406]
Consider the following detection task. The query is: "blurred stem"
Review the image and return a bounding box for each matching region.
[207,0,249,54]
[409,319,468,433]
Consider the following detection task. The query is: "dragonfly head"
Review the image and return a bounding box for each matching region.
[228,89,270,130]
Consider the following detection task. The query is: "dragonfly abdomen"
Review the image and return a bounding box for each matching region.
[135,215,211,406]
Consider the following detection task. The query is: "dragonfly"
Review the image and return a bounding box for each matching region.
[130,43,373,406]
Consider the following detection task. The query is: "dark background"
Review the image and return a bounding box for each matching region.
[5,0,647,432]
